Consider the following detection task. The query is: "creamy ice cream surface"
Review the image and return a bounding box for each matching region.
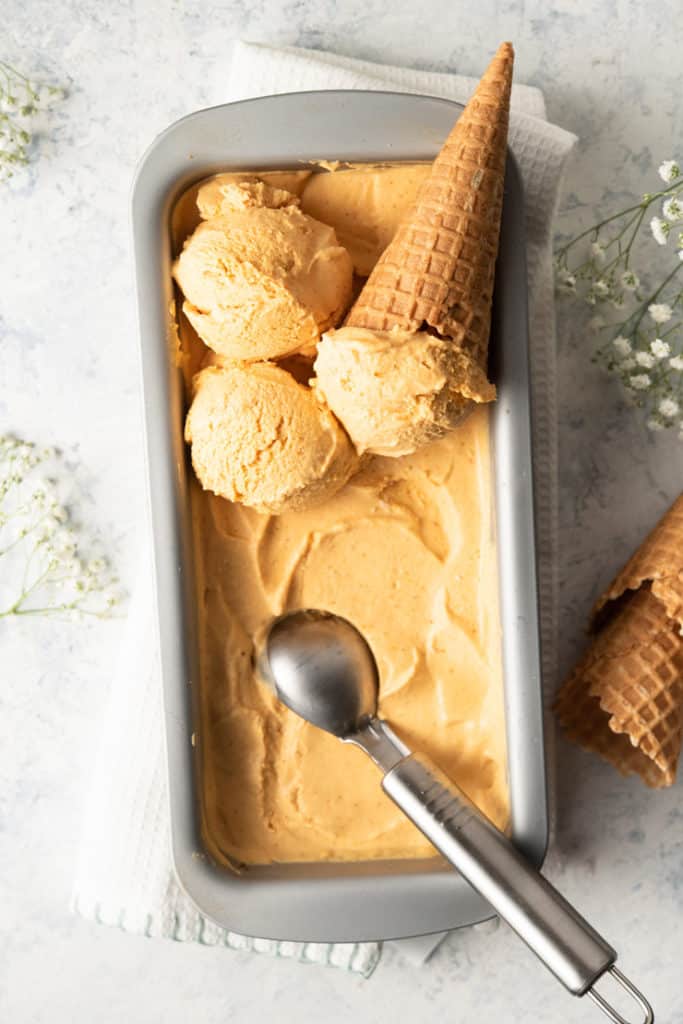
[300,164,432,275]
[185,362,358,514]
[173,180,353,362]
[314,325,496,457]
[194,407,506,865]
[187,165,433,276]
[172,164,508,866]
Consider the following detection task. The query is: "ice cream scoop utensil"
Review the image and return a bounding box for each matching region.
[259,609,653,1024]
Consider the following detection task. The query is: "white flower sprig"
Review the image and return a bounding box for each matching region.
[0,59,63,182]
[0,436,122,619]
[555,158,683,436]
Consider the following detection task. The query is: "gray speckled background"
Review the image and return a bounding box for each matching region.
[1,3,681,1022]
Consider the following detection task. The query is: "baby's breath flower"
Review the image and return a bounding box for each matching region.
[104,583,122,609]
[659,397,680,418]
[612,335,632,356]
[591,241,606,263]
[650,337,671,359]
[556,268,576,293]
[0,61,64,183]
[662,196,683,222]
[556,162,683,436]
[36,84,63,109]
[658,160,681,184]
[648,302,673,324]
[0,435,121,619]
[620,269,639,291]
[52,528,77,557]
[650,216,670,245]
[37,517,59,541]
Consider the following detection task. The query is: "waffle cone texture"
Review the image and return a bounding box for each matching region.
[345,41,514,377]
[555,494,683,787]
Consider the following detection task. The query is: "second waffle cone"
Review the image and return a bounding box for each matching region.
[555,494,683,787]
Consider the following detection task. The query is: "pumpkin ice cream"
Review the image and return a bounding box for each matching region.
[185,362,358,514]
[193,408,506,864]
[173,180,353,362]
[314,325,495,457]
[172,161,508,866]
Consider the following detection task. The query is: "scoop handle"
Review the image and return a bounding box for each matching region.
[382,754,652,1020]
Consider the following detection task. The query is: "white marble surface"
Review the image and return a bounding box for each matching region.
[1,3,682,1022]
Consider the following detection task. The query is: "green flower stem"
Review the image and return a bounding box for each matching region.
[4,605,120,620]
[556,179,683,261]
[597,261,683,346]
[8,557,57,614]
[19,539,39,593]
[568,208,645,276]
[555,204,646,257]
[0,59,32,84]
[0,60,38,103]
[621,205,648,268]
[0,510,53,558]
[631,261,683,333]
[658,320,683,339]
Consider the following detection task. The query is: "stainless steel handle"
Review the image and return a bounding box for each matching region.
[382,753,651,1020]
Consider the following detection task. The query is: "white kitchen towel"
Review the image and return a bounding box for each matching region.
[72,41,576,976]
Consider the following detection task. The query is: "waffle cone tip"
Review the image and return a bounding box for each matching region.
[345,41,514,380]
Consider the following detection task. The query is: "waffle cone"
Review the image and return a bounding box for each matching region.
[593,494,683,628]
[555,494,683,787]
[345,41,514,378]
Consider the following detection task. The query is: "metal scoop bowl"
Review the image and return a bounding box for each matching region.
[259,609,653,1024]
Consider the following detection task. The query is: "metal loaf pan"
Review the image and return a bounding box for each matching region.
[132,91,548,943]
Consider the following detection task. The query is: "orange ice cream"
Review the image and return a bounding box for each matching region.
[173,164,508,866]
[314,325,495,457]
[173,179,353,362]
[185,362,358,514]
